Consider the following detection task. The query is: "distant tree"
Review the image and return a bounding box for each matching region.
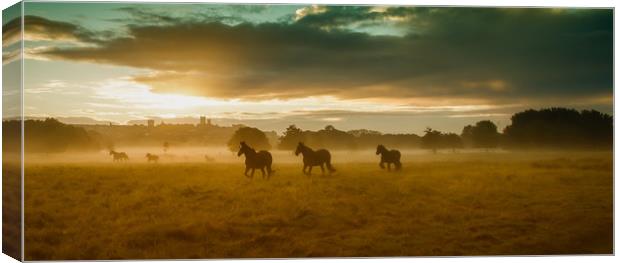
[348,129,382,137]
[503,108,612,149]
[443,133,463,152]
[13,118,102,153]
[163,141,170,153]
[579,109,613,147]
[422,128,443,153]
[227,127,271,152]
[278,125,304,150]
[471,120,499,150]
[460,125,474,148]
[346,129,422,149]
[2,120,21,153]
[312,125,356,149]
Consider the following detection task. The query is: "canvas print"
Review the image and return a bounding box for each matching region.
[1,1,614,260]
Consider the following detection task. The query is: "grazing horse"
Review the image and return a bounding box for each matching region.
[237,141,273,179]
[145,153,159,163]
[295,142,336,175]
[376,144,402,171]
[109,150,129,162]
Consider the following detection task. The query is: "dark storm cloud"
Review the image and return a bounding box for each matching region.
[28,7,613,103]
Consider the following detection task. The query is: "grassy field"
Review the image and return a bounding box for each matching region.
[23,151,613,259]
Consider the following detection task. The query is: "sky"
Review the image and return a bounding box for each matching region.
[2,2,613,134]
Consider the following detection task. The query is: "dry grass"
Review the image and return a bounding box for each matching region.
[23,151,612,260]
[2,161,21,260]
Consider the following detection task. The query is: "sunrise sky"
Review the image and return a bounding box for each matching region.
[2,2,613,134]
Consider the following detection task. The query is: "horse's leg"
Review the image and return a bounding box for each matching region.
[387,163,392,171]
[261,167,266,178]
[302,165,308,175]
[379,161,385,169]
[320,164,325,174]
[244,167,250,177]
[308,166,313,175]
[251,168,256,178]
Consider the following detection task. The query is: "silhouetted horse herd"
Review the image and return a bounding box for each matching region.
[237,142,401,179]
[109,141,402,179]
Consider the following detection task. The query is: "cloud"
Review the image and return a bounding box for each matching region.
[25,7,612,106]
[2,48,21,65]
[2,16,21,47]
[109,6,249,27]
[3,15,96,47]
[293,5,414,30]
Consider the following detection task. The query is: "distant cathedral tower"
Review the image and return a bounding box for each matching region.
[200,116,206,127]
[147,119,155,129]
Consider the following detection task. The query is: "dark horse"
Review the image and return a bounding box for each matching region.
[295,142,336,175]
[376,144,402,171]
[109,150,129,162]
[237,141,273,179]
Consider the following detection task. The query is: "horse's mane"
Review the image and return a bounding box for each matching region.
[240,143,257,154]
[299,143,313,153]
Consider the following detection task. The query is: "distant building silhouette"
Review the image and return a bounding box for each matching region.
[198,116,213,127]
[147,119,155,129]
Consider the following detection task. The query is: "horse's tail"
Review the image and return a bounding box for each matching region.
[326,153,336,172]
[395,150,402,170]
[266,152,274,176]
[326,161,336,172]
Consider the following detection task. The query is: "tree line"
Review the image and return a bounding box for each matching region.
[2,118,101,153]
[3,107,612,153]
[228,108,613,152]
[227,124,422,151]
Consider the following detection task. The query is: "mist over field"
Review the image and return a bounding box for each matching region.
[23,147,508,164]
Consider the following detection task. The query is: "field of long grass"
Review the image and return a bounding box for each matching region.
[22,151,612,259]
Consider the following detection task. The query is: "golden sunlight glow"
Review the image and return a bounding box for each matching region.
[77,78,515,125]
[94,79,236,110]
